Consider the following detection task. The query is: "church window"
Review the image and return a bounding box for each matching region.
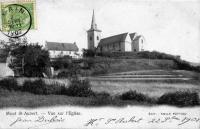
[90,36,92,41]
[97,36,99,40]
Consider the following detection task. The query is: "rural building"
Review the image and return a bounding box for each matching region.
[87,10,145,52]
[45,41,79,59]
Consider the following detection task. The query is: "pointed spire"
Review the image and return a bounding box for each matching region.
[91,9,97,30]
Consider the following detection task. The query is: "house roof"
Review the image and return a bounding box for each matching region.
[98,33,128,46]
[46,41,78,51]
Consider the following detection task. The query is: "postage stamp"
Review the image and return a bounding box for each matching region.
[0,0,36,38]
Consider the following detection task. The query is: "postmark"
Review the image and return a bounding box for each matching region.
[0,0,36,38]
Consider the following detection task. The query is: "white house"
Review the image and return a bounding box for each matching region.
[45,41,79,58]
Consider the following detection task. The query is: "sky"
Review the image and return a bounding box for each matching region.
[0,0,200,63]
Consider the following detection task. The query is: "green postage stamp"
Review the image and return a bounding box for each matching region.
[0,0,36,38]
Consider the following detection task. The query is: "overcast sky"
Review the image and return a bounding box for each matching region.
[0,0,200,63]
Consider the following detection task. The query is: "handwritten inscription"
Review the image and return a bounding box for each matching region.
[84,116,143,126]
[84,116,200,127]
[10,115,65,126]
[5,110,80,128]
[3,110,200,128]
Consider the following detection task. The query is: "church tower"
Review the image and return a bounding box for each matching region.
[87,10,102,50]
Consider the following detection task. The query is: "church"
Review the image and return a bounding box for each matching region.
[87,10,145,52]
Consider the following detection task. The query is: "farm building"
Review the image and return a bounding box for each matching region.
[45,41,79,59]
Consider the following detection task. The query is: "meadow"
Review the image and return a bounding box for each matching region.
[0,69,199,108]
[90,70,200,97]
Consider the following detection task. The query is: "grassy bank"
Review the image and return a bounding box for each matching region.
[0,77,200,108]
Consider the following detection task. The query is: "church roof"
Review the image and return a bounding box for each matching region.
[129,33,137,40]
[45,41,78,51]
[98,33,128,46]
[133,35,143,41]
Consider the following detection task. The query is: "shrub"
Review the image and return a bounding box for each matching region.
[92,64,108,75]
[51,56,72,70]
[0,78,19,90]
[83,49,96,57]
[157,91,199,106]
[57,71,70,78]
[63,78,94,97]
[90,92,113,106]
[119,90,153,102]
[22,79,62,95]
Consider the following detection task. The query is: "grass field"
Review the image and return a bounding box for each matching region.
[0,89,154,108]
[0,69,199,108]
[90,70,200,97]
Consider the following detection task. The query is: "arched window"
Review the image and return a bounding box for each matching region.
[97,36,99,40]
[90,36,92,41]
[141,39,144,44]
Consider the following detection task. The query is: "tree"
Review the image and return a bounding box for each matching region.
[9,43,50,77]
[51,56,72,70]
[82,49,96,57]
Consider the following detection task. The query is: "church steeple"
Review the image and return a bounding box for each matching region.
[87,10,102,50]
[91,10,97,30]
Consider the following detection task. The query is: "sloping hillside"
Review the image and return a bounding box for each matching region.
[83,51,200,75]
[88,58,178,75]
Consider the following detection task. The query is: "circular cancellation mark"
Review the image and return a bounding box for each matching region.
[0,4,32,38]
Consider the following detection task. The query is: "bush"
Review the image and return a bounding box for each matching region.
[92,64,108,75]
[63,78,94,97]
[90,92,113,106]
[22,79,63,95]
[157,91,199,106]
[0,78,19,90]
[57,71,71,78]
[83,49,96,57]
[51,56,72,70]
[119,90,153,102]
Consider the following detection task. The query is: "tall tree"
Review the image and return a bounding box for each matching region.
[7,40,50,77]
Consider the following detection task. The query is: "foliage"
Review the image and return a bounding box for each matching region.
[0,78,19,90]
[62,78,94,97]
[57,71,71,78]
[51,56,72,70]
[0,38,27,62]
[82,49,96,57]
[119,90,154,102]
[22,79,64,95]
[56,64,81,78]
[92,64,109,75]
[157,91,199,106]
[90,92,113,106]
[9,43,50,77]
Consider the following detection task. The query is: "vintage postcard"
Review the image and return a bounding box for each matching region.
[0,0,200,129]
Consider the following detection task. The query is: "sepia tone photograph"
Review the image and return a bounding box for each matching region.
[0,0,200,128]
